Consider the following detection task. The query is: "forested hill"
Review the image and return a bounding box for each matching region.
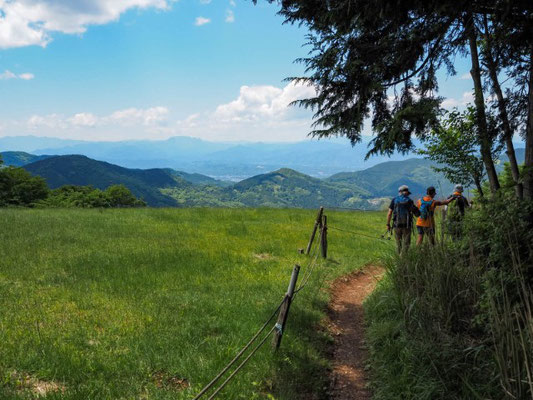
[20,152,524,208]
[327,158,456,197]
[0,151,52,167]
[23,155,184,207]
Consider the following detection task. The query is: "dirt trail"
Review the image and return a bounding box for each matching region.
[328,265,384,400]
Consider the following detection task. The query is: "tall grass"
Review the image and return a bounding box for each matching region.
[0,208,391,399]
[365,198,533,399]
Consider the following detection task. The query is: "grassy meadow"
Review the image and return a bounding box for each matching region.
[0,208,391,399]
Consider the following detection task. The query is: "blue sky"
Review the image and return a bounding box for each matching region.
[0,0,475,142]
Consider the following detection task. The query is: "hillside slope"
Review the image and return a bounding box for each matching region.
[229,168,373,208]
[23,155,180,206]
[0,151,52,167]
[327,158,455,197]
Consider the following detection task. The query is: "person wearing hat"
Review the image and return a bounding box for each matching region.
[387,185,420,254]
[416,186,456,245]
[448,184,470,217]
[445,184,470,240]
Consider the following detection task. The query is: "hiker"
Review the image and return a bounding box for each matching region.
[387,185,420,254]
[416,186,455,246]
[446,184,470,240]
[448,185,470,217]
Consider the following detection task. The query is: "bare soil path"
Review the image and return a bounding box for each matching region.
[328,265,385,400]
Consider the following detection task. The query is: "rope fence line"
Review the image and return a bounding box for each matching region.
[328,225,393,243]
[192,206,390,399]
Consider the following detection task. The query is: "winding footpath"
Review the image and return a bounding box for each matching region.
[328,265,385,400]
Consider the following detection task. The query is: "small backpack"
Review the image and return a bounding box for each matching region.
[393,195,412,227]
[419,198,434,220]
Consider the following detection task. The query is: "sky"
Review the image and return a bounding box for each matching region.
[0,0,477,143]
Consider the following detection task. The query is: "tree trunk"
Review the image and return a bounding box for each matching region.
[465,15,500,193]
[474,177,484,198]
[482,18,522,198]
[524,46,533,201]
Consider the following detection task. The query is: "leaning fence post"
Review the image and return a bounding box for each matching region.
[306,207,324,254]
[272,265,300,350]
[321,215,328,259]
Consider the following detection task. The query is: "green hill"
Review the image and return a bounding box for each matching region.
[229,168,372,208]
[327,158,455,198]
[23,155,181,207]
[0,151,52,167]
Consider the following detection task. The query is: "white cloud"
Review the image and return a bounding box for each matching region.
[229,0,236,6]
[459,72,471,80]
[0,70,16,79]
[13,83,316,142]
[18,72,35,80]
[68,112,98,127]
[199,0,211,3]
[28,113,67,129]
[0,69,34,80]
[441,91,474,109]
[177,82,316,141]
[0,0,174,49]
[225,9,234,23]
[107,106,169,126]
[27,106,169,133]
[194,16,210,26]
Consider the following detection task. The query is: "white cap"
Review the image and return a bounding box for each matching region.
[454,184,464,193]
[398,185,410,194]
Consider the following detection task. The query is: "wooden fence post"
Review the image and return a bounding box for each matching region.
[306,207,324,255]
[321,215,328,259]
[272,265,300,350]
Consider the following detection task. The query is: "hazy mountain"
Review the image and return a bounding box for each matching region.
[0,151,53,167]
[0,136,86,153]
[3,136,526,182]
[7,135,411,179]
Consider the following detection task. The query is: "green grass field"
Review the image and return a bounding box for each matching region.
[0,208,390,399]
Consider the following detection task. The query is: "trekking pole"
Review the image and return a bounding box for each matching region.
[380,229,392,240]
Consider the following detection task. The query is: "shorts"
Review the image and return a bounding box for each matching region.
[417,226,435,235]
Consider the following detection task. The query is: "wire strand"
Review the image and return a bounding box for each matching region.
[329,225,393,243]
[192,297,285,399]
[206,325,277,400]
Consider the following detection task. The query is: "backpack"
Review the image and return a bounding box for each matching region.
[393,195,412,227]
[419,198,434,220]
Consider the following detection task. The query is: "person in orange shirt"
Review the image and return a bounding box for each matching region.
[416,186,455,246]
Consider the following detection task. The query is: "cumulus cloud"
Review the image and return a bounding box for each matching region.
[225,9,234,23]
[459,72,471,80]
[0,0,174,49]
[194,16,210,26]
[0,69,34,80]
[441,91,474,109]
[16,83,316,142]
[107,106,169,126]
[214,82,315,122]
[176,82,316,141]
[68,112,98,127]
[28,106,169,132]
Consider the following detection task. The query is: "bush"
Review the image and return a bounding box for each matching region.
[0,166,49,207]
[40,184,147,208]
[365,197,533,399]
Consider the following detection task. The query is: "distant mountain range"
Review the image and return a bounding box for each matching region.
[0,135,414,180]
[1,146,525,209]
